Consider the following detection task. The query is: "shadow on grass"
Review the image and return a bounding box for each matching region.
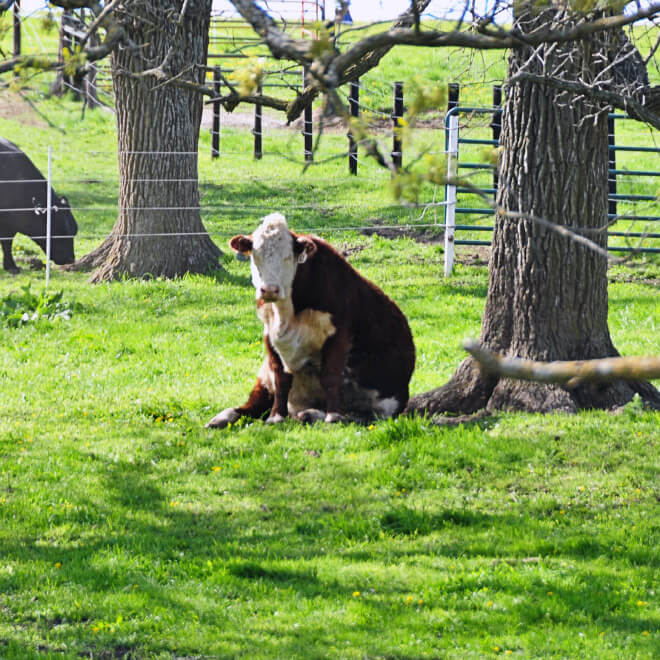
[1,421,658,657]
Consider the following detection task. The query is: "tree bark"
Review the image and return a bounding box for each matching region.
[74,0,221,280]
[407,8,660,415]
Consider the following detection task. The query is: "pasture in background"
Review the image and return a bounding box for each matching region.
[0,10,659,659]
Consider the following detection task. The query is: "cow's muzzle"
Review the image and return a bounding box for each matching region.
[259,285,281,302]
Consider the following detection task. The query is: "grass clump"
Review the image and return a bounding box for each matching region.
[0,283,74,327]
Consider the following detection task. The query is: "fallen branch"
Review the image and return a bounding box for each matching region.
[463,339,660,388]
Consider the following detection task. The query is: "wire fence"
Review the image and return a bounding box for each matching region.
[3,7,658,284]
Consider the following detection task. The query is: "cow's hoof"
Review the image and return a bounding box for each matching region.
[296,408,326,424]
[324,412,346,424]
[206,408,240,429]
[266,413,285,425]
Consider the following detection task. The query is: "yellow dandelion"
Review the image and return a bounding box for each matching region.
[405,595,415,605]
[212,466,222,472]
[367,424,375,431]
[352,591,360,597]
[642,630,649,636]
[578,486,585,491]
[547,591,553,596]
[418,599,424,605]
[637,600,647,606]
[486,600,494,607]
[559,509,565,515]
[494,647,500,652]
[54,562,62,569]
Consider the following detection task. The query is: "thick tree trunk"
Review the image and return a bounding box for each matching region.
[74,0,221,280]
[408,8,660,415]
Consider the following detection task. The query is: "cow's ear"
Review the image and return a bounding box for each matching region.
[229,235,253,255]
[295,236,317,264]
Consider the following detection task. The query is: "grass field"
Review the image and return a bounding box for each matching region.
[0,12,659,659]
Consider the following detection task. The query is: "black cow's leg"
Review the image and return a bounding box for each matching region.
[1,237,19,272]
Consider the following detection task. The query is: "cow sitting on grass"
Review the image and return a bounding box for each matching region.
[207,213,415,428]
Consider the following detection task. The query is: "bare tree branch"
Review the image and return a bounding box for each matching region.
[463,340,660,388]
[286,0,432,123]
[506,72,660,130]
[78,0,121,50]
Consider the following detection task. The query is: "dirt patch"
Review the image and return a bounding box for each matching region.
[0,91,47,128]
[201,105,448,134]
[456,248,490,267]
[360,217,446,244]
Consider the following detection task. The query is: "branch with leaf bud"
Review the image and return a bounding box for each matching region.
[463,340,660,388]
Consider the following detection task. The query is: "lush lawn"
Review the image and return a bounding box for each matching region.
[0,256,659,659]
[0,16,659,658]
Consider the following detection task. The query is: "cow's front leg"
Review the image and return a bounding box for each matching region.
[206,377,273,428]
[266,337,292,424]
[319,327,350,423]
[1,237,19,273]
[267,369,292,424]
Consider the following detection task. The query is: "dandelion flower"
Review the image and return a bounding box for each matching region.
[352,591,360,598]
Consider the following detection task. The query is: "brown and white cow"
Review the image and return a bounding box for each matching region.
[206,213,415,428]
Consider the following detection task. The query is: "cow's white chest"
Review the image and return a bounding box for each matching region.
[259,302,336,373]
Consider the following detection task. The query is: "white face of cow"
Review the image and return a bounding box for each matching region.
[250,214,296,302]
[230,213,317,303]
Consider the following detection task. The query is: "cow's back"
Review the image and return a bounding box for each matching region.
[292,237,415,403]
[0,139,46,211]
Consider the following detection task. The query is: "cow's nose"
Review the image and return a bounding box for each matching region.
[260,285,280,301]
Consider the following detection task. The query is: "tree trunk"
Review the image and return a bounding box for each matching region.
[408,8,660,415]
[74,0,221,280]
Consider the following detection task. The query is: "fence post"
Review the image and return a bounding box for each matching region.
[491,85,502,194]
[448,83,459,112]
[608,114,616,219]
[13,0,20,58]
[348,80,359,175]
[254,81,262,160]
[392,81,403,170]
[303,67,313,162]
[45,146,52,288]
[444,113,459,277]
[212,67,221,159]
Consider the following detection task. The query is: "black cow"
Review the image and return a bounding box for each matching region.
[0,138,78,272]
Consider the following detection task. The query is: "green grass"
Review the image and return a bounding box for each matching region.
[0,17,659,659]
[0,259,658,659]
